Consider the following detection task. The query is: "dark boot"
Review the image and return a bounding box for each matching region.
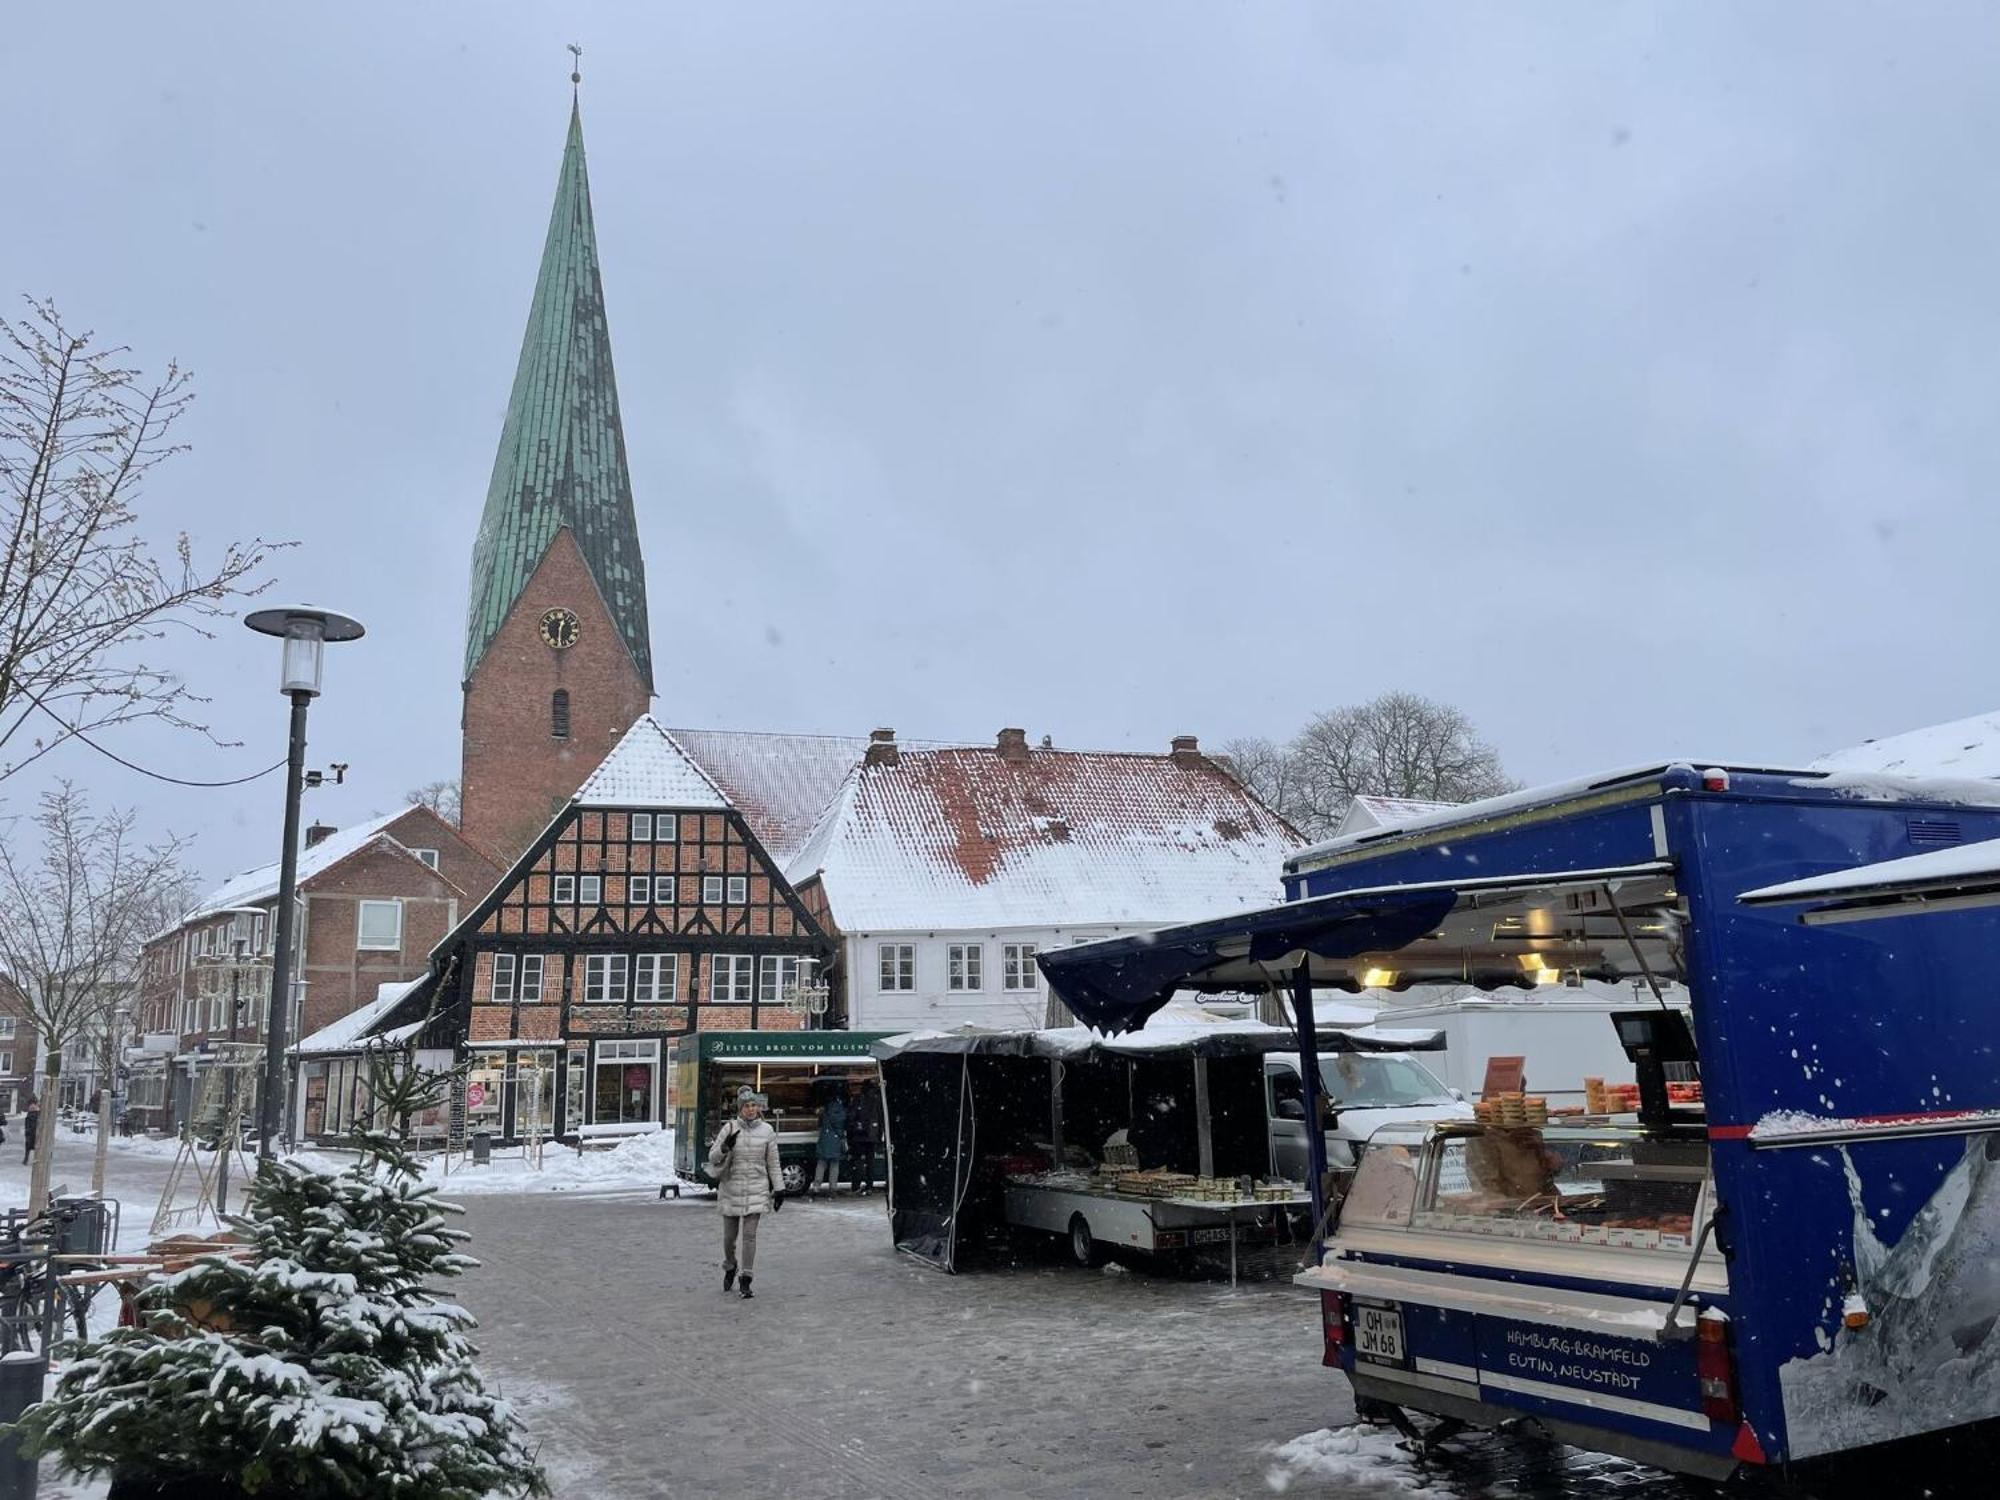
[723,1263,737,1293]
[739,1274,754,1300]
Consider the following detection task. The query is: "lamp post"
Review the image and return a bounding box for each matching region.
[244,606,364,1160]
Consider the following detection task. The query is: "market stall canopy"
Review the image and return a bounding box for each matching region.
[1739,837,2000,924]
[1037,863,1679,1034]
[871,1017,1443,1062]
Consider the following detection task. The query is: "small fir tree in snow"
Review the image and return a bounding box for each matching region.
[17,1049,546,1499]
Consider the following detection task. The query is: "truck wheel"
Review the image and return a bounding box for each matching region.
[1068,1214,1105,1268]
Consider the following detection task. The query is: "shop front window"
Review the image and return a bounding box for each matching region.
[593,1039,658,1124]
[466,1065,505,1130]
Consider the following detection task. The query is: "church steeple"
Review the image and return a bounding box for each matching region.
[463,97,653,691]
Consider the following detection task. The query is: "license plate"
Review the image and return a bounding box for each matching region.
[1191,1226,1234,1245]
[1354,1304,1406,1365]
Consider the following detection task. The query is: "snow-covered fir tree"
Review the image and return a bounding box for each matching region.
[19,1054,547,1499]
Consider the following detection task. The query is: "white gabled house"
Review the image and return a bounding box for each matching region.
[784,728,1304,1031]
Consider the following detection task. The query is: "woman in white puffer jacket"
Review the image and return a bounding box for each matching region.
[706,1087,783,1299]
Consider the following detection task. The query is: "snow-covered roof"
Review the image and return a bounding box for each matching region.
[1334,795,1461,838]
[186,807,431,921]
[1741,837,2000,907]
[1815,708,2000,780]
[669,727,870,863]
[295,979,425,1055]
[789,741,1302,932]
[574,716,731,810]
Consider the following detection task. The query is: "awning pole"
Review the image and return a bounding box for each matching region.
[1192,1054,1214,1179]
[1602,882,1670,1009]
[1289,960,1330,1264]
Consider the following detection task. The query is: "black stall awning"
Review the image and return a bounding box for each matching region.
[1037,863,1679,1034]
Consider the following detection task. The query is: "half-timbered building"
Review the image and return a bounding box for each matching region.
[375,716,831,1145]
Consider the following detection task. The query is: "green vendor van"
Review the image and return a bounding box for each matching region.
[668,1030,894,1195]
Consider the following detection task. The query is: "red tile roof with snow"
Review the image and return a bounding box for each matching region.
[790,744,1303,932]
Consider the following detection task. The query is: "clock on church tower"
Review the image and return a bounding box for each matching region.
[539,607,580,650]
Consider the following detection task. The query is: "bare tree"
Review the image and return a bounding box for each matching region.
[83,869,196,1195]
[405,778,462,827]
[0,783,189,1213]
[1229,692,1517,838]
[1217,735,1303,824]
[0,297,281,782]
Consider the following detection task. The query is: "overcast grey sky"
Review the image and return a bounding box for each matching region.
[6,3,1997,890]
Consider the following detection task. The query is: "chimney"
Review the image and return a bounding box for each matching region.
[864,728,899,768]
[996,727,1030,764]
[305,821,338,848]
[1169,734,1203,768]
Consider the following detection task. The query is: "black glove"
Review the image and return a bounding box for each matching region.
[771,1190,786,1212]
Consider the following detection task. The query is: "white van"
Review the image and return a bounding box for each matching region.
[1264,1050,1473,1183]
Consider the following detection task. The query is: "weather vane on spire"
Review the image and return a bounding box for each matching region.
[568,42,582,97]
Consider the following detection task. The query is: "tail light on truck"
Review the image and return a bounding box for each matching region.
[1696,1308,1738,1423]
[1320,1290,1347,1367]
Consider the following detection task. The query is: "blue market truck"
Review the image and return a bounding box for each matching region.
[1039,762,2000,1483]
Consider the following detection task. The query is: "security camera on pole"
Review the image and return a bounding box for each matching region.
[243,606,364,1160]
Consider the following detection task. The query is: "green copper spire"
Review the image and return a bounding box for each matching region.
[464,101,652,688]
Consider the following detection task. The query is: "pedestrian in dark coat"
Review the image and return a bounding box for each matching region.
[22,1098,39,1163]
[812,1093,847,1196]
[846,1082,883,1194]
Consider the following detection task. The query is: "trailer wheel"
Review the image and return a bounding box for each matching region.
[1068,1214,1105,1268]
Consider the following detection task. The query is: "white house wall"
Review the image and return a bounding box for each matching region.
[843,927,1147,1033]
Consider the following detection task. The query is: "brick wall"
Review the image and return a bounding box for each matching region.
[297,843,466,1040]
[460,529,651,863]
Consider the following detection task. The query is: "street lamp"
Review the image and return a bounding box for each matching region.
[243,606,364,1160]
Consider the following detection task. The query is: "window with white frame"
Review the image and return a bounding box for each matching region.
[583,953,628,1004]
[552,874,576,903]
[702,875,724,903]
[0,1017,15,1040]
[654,813,678,842]
[759,954,805,1002]
[726,875,748,903]
[518,953,544,1002]
[0,1053,12,1076]
[635,953,679,1003]
[578,875,602,905]
[630,812,653,841]
[879,943,915,992]
[491,954,518,1002]
[409,847,440,870]
[357,900,403,951]
[1003,943,1039,991]
[210,990,227,1030]
[947,943,983,991]
[629,875,651,906]
[709,954,754,1004]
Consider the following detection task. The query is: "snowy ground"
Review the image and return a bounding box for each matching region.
[0,1135,1742,1498]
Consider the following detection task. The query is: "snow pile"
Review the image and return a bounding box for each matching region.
[1264,1426,1456,1496]
[417,1128,685,1196]
[1778,1139,2000,1456]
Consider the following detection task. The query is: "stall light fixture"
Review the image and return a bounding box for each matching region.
[1534,967,1561,986]
[1518,953,1549,974]
[1359,968,1397,989]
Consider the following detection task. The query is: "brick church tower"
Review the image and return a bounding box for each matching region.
[461,99,653,861]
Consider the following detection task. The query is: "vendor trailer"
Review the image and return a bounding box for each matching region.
[1040,762,2000,1482]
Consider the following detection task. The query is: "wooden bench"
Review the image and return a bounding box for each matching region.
[575,1121,663,1151]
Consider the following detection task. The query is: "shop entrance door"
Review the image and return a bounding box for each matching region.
[593,1040,659,1124]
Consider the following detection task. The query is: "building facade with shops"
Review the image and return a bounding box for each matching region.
[320,718,831,1146]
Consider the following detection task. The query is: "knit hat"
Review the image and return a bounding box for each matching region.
[736,1086,761,1107]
